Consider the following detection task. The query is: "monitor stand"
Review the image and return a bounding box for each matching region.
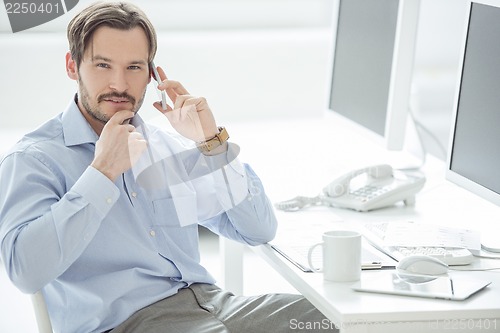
[481,234,500,253]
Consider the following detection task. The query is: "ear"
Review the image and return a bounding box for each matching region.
[148,63,155,84]
[66,52,78,81]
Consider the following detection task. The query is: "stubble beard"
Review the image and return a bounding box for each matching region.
[78,77,147,124]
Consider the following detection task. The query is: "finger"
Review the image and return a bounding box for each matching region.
[157,66,168,82]
[108,110,135,125]
[158,80,190,99]
[156,67,177,103]
[153,101,173,113]
[155,69,177,104]
[129,131,144,140]
[172,94,190,111]
[174,95,207,112]
[164,85,178,106]
[167,80,189,95]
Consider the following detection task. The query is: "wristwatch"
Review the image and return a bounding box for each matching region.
[196,127,229,153]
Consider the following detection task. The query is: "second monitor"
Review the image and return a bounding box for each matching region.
[328,0,421,151]
[446,0,500,253]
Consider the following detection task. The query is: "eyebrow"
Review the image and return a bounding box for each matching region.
[91,55,148,66]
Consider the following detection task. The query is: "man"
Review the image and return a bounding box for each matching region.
[0,2,336,332]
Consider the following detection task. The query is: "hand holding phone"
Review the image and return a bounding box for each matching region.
[149,67,219,144]
[151,61,167,110]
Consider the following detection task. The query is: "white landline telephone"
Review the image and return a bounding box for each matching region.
[275,164,426,212]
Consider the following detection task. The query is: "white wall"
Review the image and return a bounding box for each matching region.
[0,29,331,129]
[0,0,470,157]
[0,0,333,132]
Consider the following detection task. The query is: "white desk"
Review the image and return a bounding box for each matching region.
[252,241,500,333]
[248,200,500,333]
[220,114,500,333]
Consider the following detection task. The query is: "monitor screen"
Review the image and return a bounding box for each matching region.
[447,0,500,252]
[328,0,420,150]
[448,1,500,206]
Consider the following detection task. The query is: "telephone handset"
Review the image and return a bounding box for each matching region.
[321,164,425,211]
[322,164,393,198]
[275,164,425,212]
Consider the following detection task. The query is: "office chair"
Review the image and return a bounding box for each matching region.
[31,291,53,333]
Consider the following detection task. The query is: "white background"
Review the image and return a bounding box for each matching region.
[0,0,468,159]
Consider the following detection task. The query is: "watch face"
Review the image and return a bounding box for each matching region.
[218,127,229,142]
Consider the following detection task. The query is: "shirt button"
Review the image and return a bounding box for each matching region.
[106,198,113,204]
[150,230,156,237]
[131,192,137,198]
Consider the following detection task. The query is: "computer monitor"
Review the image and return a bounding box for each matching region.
[327,0,420,151]
[446,0,500,252]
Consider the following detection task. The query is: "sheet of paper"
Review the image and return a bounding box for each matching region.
[269,210,397,271]
[382,222,481,251]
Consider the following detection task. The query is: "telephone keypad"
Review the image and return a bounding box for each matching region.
[351,185,391,202]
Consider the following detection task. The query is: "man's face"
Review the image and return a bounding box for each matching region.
[72,26,151,132]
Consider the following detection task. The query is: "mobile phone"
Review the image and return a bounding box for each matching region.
[151,61,167,110]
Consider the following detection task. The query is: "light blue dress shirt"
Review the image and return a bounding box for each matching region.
[0,99,277,333]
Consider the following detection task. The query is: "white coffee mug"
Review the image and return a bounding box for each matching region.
[307,230,361,282]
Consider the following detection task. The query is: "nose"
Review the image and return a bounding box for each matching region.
[109,69,129,92]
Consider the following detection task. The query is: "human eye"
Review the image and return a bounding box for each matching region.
[128,65,142,70]
[96,63,110,69]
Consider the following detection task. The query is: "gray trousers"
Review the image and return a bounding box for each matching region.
[109,284,338,333]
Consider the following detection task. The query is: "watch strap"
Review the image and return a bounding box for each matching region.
[196,127,229,153]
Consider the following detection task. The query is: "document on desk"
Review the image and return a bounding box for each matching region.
[269,211,397,272]
[382,221,481,251]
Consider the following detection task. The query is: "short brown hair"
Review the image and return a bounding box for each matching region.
[67,1,157,67]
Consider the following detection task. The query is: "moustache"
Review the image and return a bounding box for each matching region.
[98,92,136,105]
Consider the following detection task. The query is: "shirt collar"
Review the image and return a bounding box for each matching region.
[62,96,99,147]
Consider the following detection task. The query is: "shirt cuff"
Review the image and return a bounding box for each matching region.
[71,166,120,217]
